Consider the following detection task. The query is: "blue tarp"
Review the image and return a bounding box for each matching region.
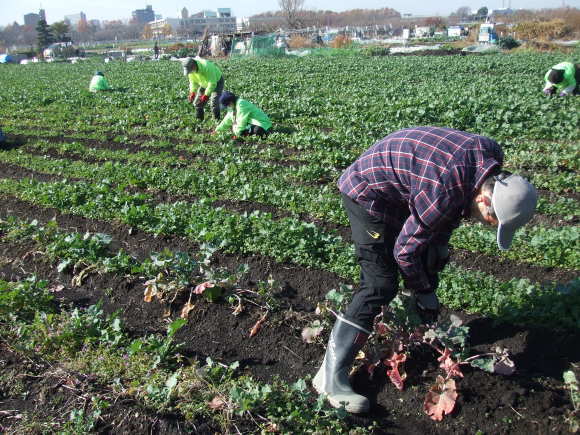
[0,54,13,63]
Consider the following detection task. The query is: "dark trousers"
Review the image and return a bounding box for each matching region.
[241,125,270,137]
[194,76,224,121]
[341,194,399,331]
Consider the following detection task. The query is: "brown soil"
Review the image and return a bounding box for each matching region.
[0,195,578,434]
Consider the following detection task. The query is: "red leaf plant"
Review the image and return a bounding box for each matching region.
[424,375,458,421]
[385,352,407,391]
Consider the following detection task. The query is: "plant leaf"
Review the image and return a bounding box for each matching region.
[180,301,195,319]
[385,352,407,391]
[424,376,457,421]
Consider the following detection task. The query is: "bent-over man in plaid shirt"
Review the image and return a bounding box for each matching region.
[313,126,538,414]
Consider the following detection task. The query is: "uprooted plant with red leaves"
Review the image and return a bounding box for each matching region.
[361,294,516,420]
[304,291,517,421]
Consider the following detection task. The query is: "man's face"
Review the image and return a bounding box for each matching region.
[470,195,499,226]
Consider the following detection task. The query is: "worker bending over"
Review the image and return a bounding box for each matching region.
[89,71,110,92]
[313,126,538,414]
[543,61,579,96]
[181,57,224,121]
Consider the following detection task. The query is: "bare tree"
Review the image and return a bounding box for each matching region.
[279,0,305,29]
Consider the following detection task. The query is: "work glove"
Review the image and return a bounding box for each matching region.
[188,92,196,103]
[199,94,209,105]
[415,291,440,324]
[559,91,569,97]
[543,88,552,96]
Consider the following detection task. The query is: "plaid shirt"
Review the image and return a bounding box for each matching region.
[338,127,503,293]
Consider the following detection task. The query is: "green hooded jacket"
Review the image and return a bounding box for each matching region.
[187,58,222,96]
[544,62,576,93]
[216,98,272,136]
[89,75,110,92]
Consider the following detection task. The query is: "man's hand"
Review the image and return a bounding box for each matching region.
[559,91,569,97]
[231,135,238,140]
[415,291,440,324]
[188,92,196,103]
[199,95,209,105]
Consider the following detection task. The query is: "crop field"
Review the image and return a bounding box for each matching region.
[0,52,579,433]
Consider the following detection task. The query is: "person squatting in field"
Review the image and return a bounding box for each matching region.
[543,61,580,96]
[181,57,224,121]
[313,126,538,414]
[89,71,110,92]
[213,91,272,139]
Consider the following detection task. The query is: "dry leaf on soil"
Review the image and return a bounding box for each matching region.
[424,375,458,421]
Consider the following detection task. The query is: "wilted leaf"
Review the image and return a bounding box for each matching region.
[385,352,407,391]
[193,281,215,295]
[49,284,65,293]
[143,281,157,302]
[301,322,324,343]
[232,300,243,316]
[424,376,457,421]
[208,395,226,410]
[438,347,463,378]
[249,312,268,337]
[375,322,390,335]
[180,301,195,319]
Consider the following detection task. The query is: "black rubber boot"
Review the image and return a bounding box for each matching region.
[195,104,204,121]
[312,315,371,413]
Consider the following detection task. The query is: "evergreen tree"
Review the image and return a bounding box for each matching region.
[36,19,53,51]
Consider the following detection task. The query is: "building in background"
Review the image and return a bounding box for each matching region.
[24,12,41,27]
[177,8,236,35]
[181,7,189,19]
[64,12,87,29]
[133,5,155,24]
[149,18,181,38]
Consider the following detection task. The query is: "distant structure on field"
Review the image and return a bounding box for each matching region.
[148,8,236,38]
[133,5,155,24]
[64,12,87,29]
[24,12,41,27]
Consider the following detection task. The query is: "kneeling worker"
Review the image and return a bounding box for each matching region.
[313,126,538,414]
[89,71,110,92]
[543,61,579,96]
[214,91,272,138]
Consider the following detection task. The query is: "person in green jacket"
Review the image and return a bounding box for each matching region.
[181,57,224,121]
[214,92,272,138]
[89,71,110,92]
[543,62,579,96]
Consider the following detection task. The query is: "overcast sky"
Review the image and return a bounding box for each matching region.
[1,0,578,26]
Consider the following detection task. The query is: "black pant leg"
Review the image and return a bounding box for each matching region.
[341,194,399,331]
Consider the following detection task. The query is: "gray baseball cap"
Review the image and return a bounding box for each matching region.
[181,57,195,76]
[492,174,538,251]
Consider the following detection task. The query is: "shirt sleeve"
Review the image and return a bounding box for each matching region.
[395,173,465,292]
[216,111,233,132]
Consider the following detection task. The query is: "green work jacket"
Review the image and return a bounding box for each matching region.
[544,62,576,93]
[216,98,272,136]
[89,75,110,92]
[187,58,222,96]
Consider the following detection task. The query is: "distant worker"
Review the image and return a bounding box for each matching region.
[181,57,224,121]
[0,128,5,143]
[89,71,110,92]
[313,127,538,414]
[214,91,272,138]
[543,61,579,96]
[154,41,160,59]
